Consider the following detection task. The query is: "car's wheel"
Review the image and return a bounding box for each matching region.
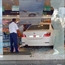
[24,45,28,48]
[50,46,54,49]
[28,13,36,17]
[44,46,54,49]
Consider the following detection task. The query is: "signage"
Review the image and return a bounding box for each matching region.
[44,6,51,11]
[3,10,19,15]
[12,5,19,11]
[2,6,4,12]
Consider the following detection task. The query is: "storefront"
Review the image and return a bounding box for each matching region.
[1,0,65,60]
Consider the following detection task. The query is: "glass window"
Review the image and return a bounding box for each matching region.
[51,25,54,29]
[27,24,49,30]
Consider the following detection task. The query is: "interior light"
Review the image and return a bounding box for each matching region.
[47,15,49,16]
[6,15,9,17]
[41,25,43,26]
[17,15,19,17]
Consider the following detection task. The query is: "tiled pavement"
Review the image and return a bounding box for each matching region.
[2,46,65,60]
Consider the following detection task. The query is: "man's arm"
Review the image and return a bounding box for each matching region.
[17,29,22,37]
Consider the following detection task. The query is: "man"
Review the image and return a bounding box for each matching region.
[9,18,21,53]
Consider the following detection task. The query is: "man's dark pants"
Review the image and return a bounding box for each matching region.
[10,33,19,52]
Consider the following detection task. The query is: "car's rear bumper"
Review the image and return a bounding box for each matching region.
[22,38,53,46]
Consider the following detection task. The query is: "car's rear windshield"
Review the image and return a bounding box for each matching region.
[27,24,49,30]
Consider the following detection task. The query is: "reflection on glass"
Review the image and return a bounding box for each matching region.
[51,0,64,56]
[27,24,49,30]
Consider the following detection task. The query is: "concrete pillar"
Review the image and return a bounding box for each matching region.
[0,0,3,55]
[44,0,51,6]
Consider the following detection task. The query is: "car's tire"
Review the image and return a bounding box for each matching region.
[50,46,54,49]
[24,45,28,48]
[44,46,54,49]
[28,13,36,17]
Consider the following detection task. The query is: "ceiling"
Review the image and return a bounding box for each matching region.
[51,0,64,9]
[2,0,64,10]
[2,0,50,10]
[2,0,19,10]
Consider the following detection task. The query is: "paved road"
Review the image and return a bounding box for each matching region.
[0,60,65,65]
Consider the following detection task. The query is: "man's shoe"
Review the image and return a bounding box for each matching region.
[10,52,13,53]
[15,51,19,53]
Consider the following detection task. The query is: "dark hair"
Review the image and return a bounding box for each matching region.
[12,18,16,21]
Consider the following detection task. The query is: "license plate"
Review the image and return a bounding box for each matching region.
[29,35,33,38]
[29,35,39,38]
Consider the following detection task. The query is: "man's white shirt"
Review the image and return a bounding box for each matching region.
[9,22,19,33]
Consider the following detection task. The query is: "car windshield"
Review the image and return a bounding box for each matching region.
[27,24,49,30]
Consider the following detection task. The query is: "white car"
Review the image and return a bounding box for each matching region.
[22,23,54,46]
[21,11,39,17]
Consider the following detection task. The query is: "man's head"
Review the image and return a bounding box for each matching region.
[12,18,16,23]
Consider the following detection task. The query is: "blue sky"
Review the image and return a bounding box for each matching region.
[19,0,44,12]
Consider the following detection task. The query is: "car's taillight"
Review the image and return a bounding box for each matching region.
[44,32,51,37]
[22,34,26,37]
